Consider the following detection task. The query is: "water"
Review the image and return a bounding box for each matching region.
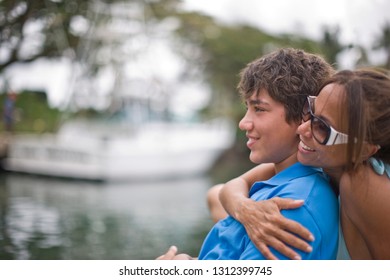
[0,172,215,260]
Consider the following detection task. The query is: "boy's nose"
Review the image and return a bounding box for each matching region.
[239,114,253,131]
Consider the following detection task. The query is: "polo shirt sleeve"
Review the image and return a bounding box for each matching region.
[238,206,322,260]
[239,175,338,260]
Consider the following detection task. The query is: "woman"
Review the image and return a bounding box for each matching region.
[210,68,390,259]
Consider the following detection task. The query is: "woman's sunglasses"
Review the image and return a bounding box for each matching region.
[302,96,349,146]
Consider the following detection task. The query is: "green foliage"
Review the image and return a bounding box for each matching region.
[317,26,346,65]
[173,11,330,125]
[374,22,390,69]
[0,0,83,72]
[0,90,62,133]
[2,0,389,129]
[0,0,142,73]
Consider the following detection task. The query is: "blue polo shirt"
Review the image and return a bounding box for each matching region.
[198,162,339,260]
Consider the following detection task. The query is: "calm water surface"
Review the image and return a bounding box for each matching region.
[0,172,215,259]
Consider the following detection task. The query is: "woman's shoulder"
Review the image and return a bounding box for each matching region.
[340,163,389,191]
[340,164,390,219]
[368,157,390,179]
[340,163,390,259]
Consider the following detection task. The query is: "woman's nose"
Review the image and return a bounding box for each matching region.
[297,119,312,138]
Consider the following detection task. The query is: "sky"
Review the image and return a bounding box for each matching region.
[3,0,390,109]
[181,0,390,48]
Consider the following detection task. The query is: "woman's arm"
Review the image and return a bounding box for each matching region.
[219,164,275,219]
[219,164,314,260]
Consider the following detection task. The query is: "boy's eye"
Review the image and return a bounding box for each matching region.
[254,106,265,112]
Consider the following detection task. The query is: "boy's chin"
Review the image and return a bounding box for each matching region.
[297,153,314,167]
[249,154,263,164]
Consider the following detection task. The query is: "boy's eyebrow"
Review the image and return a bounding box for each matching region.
[246,98,270,106]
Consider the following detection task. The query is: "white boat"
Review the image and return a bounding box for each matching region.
[2,1,238,181]
[3,118,235,181]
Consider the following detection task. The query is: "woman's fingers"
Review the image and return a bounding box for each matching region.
[156,246,178,260]
[271,198,314,241]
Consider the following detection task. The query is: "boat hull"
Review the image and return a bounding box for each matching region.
[4,120,235,181]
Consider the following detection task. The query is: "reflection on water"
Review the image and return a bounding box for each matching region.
[0,173,214,259]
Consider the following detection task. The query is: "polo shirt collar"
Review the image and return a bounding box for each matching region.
[259,162,322,186]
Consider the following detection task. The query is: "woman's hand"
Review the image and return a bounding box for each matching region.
[237,197,314,260]
[156,246,194,260]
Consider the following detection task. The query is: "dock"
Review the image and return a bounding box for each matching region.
[0,133,11,169]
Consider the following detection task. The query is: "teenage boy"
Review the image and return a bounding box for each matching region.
[157,48,338,260]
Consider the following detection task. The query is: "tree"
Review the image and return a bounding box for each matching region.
[374,22,390,69]
[319,25,346,65]
[0,0,184,74]
[173,12,329,120]
[1,0,85,72]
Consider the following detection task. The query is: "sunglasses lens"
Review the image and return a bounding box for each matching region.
[311,117,330,144]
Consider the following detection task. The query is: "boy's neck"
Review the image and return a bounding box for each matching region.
[274,152,298,174]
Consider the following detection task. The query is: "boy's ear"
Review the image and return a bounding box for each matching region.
[361,143,381,160]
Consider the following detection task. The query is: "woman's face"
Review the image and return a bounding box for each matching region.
[297,83,349,174]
